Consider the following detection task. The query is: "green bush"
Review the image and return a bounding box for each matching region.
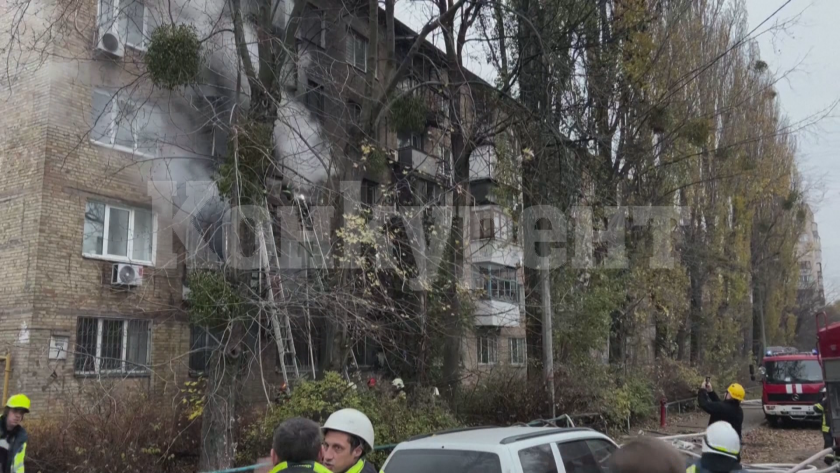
[237,372,458,467]
[603,372,654,427]
[145,24,203,90]
[185,269,244,327]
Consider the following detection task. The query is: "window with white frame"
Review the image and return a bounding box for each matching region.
[74,317,151,374]
[345,29,368,71]
[98,0,148,49]
[82,201,156,264]
[91,88,156,155]
[509,338,526,365]
[471,208,511,241]
[477,332,498,365]
[398,131,424,150]
[473,264,519,303]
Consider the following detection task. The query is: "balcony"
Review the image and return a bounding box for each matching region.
[469,240,522,267]
[475,299,520,327]
[468,207,522,266]
[396,77,448,128]
[398,147,444,179]
[472,263,522,327]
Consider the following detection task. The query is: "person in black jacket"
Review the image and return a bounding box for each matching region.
[255,417,332,473]
[698,381,745,440]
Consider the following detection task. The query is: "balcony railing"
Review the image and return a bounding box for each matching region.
[398,147,441,178]
[396,78,448,127]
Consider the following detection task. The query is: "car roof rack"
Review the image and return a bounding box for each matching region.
[406,425,499,442]
[500,427,593,445]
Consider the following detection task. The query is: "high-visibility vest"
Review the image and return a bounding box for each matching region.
[269,461,333,473]
[346,460,371,473]
[816,401,831,433]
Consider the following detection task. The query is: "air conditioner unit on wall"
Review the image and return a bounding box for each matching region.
[112,263,144,287]
[96,21,125,58]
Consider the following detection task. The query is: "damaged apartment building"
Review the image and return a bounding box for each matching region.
[0,0,526,413]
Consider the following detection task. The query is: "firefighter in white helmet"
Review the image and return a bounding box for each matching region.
[321,408,377,473]
[686,421,746,473]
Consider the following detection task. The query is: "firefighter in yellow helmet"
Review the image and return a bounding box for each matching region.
[698,380,745,440]
[1,394,29,473]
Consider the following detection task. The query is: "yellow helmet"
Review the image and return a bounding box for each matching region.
[6,394,30,413]
[727,383,745,402]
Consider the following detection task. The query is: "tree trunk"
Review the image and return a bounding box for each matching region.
[198,328,243,471]
[441,117,468,398]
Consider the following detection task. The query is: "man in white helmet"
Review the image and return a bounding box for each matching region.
[321,408,377,473]
[686,421,746,473]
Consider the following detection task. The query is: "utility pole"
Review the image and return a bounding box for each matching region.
[760,280,767,354]
[542,266,555,418]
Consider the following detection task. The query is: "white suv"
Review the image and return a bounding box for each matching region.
[379,426,620,473]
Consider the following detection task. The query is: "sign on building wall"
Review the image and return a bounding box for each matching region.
[49,335,69,360]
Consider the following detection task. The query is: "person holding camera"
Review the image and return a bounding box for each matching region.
[698,378,745,440]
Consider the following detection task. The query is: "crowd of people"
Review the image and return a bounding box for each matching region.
[0,375,833,473]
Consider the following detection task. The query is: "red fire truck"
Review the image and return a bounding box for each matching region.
[753,345,824,426]
[816,313,840,446]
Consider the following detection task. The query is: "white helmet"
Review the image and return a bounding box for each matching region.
[323,408,375,451]
[392,378,405,389]
[702,421,740,459]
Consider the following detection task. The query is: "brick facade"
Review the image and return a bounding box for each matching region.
[0,0,522,415]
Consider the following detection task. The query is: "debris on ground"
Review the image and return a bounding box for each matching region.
[741,425,824,466]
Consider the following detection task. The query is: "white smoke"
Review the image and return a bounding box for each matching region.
[275,95,332,198]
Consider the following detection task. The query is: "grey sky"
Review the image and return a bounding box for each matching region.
[746,0,840,302]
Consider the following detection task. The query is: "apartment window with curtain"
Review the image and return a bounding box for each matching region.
[471,208,512,241]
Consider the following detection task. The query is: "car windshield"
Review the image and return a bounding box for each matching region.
[764,360,823,384]
[383,449,503,473]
